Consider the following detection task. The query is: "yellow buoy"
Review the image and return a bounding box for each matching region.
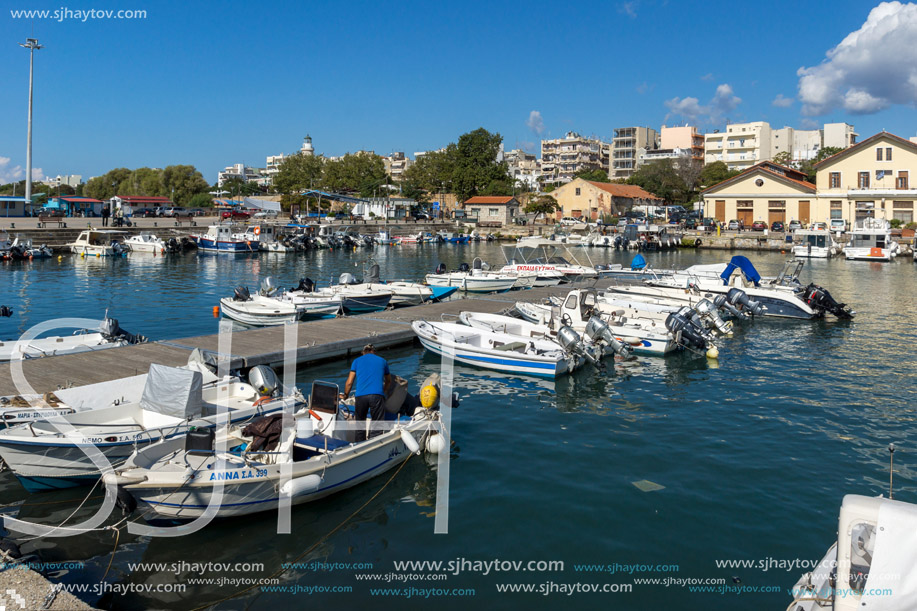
[706,346,719,359]
[420,384,439,408]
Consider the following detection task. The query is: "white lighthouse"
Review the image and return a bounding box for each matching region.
[301,134,314,156]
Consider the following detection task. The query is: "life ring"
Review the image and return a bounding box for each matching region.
[254,227,261,236]
[253,395,272,407]
[694,238,702,247]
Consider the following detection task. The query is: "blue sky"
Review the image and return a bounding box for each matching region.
[1,0,915,184]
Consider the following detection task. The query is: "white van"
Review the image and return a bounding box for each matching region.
[829,219,847,233]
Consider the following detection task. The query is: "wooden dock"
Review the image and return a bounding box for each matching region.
[0,285,581,396]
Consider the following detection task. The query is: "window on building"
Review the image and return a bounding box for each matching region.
[886,147,892,161]
[575,188,581,196]
[829,172,841,188]
[858,172,870,188]
[893,202,913,223]
[876,148,883,161]
[489,208,499,217]
[830,201,843,219]
[737,200,753,209]
[768,200,786,208]
[898,171,908,190]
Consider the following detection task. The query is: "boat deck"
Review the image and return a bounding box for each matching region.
[0,283,609,396]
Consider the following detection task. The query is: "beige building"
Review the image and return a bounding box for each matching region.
[611,126,658,179]
[382,152,412,182]
[504,149,541,190]
[660,126,704,163]
[704,121,773,172]
[550,178,661,221]
[463,196,520,227]
[701,161,815,226]
[813,131,917,224]
[772,122,859,162]
[541,132,609,186]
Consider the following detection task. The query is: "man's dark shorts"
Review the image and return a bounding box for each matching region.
[355,394,386,441]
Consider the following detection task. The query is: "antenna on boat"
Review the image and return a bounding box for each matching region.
[888,443,896,499]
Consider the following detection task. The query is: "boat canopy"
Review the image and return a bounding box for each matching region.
[631,254,647,270]
[242,197,281,212]
[720,256,761,287]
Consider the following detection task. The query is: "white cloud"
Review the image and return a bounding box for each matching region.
[526,110,545,136]
[797,1,917,115]
[664,83,742,125]
[700,73,714,81]
[618,1,637,18]
[772,94,794,108]
[0,157,43,184]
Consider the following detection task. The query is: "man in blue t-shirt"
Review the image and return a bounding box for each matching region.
[342,344,392,441]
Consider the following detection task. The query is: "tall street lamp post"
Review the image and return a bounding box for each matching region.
[19,38,43,206]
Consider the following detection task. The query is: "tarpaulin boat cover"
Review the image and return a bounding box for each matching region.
[242,197,281,212]
[630,254,647,270]
[860,498,917,609]
[720,256,761,287]
[140,364,203,419]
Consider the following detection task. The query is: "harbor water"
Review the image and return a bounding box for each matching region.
[1,243,916,610]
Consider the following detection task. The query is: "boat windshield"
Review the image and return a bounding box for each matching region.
[805,235,827,247]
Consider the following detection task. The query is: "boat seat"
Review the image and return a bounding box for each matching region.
[494,341,527,352]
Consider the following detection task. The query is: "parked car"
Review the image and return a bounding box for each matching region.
[727,219,744,231]
[829,218,847,232]
[162,207,188,218]
[751,220,768,231]
[134,208,156,218]
[683,218,697,230]
[787,220,803,231]
[700,218,718,231]
[771,221,785,232]
[152,207,166,217]
[810,221,828,230]
[221,209,251,220]
[333,212,346,220]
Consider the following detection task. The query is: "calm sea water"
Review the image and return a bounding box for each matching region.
[1,243,916,610]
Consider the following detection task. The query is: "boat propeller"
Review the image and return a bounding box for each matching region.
[726,288,764,317]
[584,316,633,358]
[693,299,733,335]
[556,325,602,368]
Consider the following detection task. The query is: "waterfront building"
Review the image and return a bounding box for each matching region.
[382,152,412,182]
[217,163,266,188]
[0,196,31,217]
[462,196,520,227]
[352,197,415,219]
[541,132,610,187]
[700,161,816,226]
[110,195,173,215]
[704,121,773,172]
[49,196,104,216]
[550,178,661,221]
[611,126,659,180]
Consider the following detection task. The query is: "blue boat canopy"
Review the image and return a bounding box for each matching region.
[630,254,647,270]
[720,256,761,286]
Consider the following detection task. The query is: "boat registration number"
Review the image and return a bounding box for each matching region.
[209,468,267,481]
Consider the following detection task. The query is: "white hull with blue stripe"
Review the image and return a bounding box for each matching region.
[412,320,580,378]
[191,224,259,253]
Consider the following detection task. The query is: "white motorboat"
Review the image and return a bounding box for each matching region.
[651,257,855,320]
[1,237,52,260]
[501,238,598,281]
[125,233,166,254]
[192,224,259,253]
[66,229,129,256]
[288,277,393,314]
[107,378,445,522]
[246,225,292,252]
[0,316,146,362]
[0,362,296,492]
[342,265,435,307]
[793,227,840,258]
[220,285,301,326]
[843,218,899,261]
[375,230,397,245]
[396,232,425,244]
[425,260,517,294]
[412,319,589,378]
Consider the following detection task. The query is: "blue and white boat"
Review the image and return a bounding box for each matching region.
[191,224,259,253]
[437,231,469,244]
[412,320,585,378]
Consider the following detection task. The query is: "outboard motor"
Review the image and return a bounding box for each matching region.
[111,241,124,255]
[366,264,381,284]
[693,299,733,335]
[0,306,12,317]
[260,277,278,297]
[713,294,745,319]
[293,278,315,293]
[459,262,470,273]
[726,288,764,317]
[802,283,855,319]
[248,365,280,398]
[339,272,357,285]
[434,263,447,275]
[100,316,146,344]
[665,311,708,350]
[677,306,712,337]
[556,325,601,368]
[233,286,251,302]
[584,316,633,358]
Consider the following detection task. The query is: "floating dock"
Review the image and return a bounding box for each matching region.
[0,285,587,396]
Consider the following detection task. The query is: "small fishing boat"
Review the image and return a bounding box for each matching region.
[437,231,469,244]
[375,230,398,245]
[240,225,291,252]
[501,238,599,281]
[396,232,425,244]
[219,284,301,326]
[125,233,166,254]
[191,224,259,253]
[2,237,52,260]
[339,265,436,307]
[107,377,446,522]
[0,362,295,492]
[843,217,899,261]
[66,229,129,257]
[288,277,393,314]
[425,260,517,294]
[412,319,589,377]
[0,316,146,363]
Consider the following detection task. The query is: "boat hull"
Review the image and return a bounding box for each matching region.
[193,237,258,253]
[219,298,300,326]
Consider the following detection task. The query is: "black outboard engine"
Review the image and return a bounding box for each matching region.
[434,263,447,275]
[802,283,855,319]
[726,288,764,317]
[0,306,13,317]
[677,306,710,336]
[293,278,315,293]
[665,311,708,350]
[100,316,146,344]
[233,286,251,301]
[459,262,470,272]
[9,244,25,260]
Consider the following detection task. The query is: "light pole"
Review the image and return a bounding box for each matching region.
[19,38,42,206]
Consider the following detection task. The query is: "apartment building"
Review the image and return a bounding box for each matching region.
[382,152,412,182]
[541,132,609,186]
[217,163,265,187]
[43,174,83,189]
[611,126,658,180]
[660,126,704,163]
[504,149,542,190]
[772,123,859,162]
[704,121,772,172]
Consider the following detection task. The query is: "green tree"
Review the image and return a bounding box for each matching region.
[188,192,215,208]
[524,194,559,223]
[400,179,430,203]
[628,160,689,204]
[221,177,245,198]
[772,151,793,166]
[451,128,512,201]
[274,153,325,194]
[574,168,611,182]
[402,147,456,193]
[699,161,741,188]
[815,146,844,163]
[322,153,387,196]
[84,168,132,200]
[160,165,209,204]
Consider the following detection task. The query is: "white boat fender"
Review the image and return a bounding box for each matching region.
[401,429,421,455]
[280,474,322,497]
[426,432,446,454]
